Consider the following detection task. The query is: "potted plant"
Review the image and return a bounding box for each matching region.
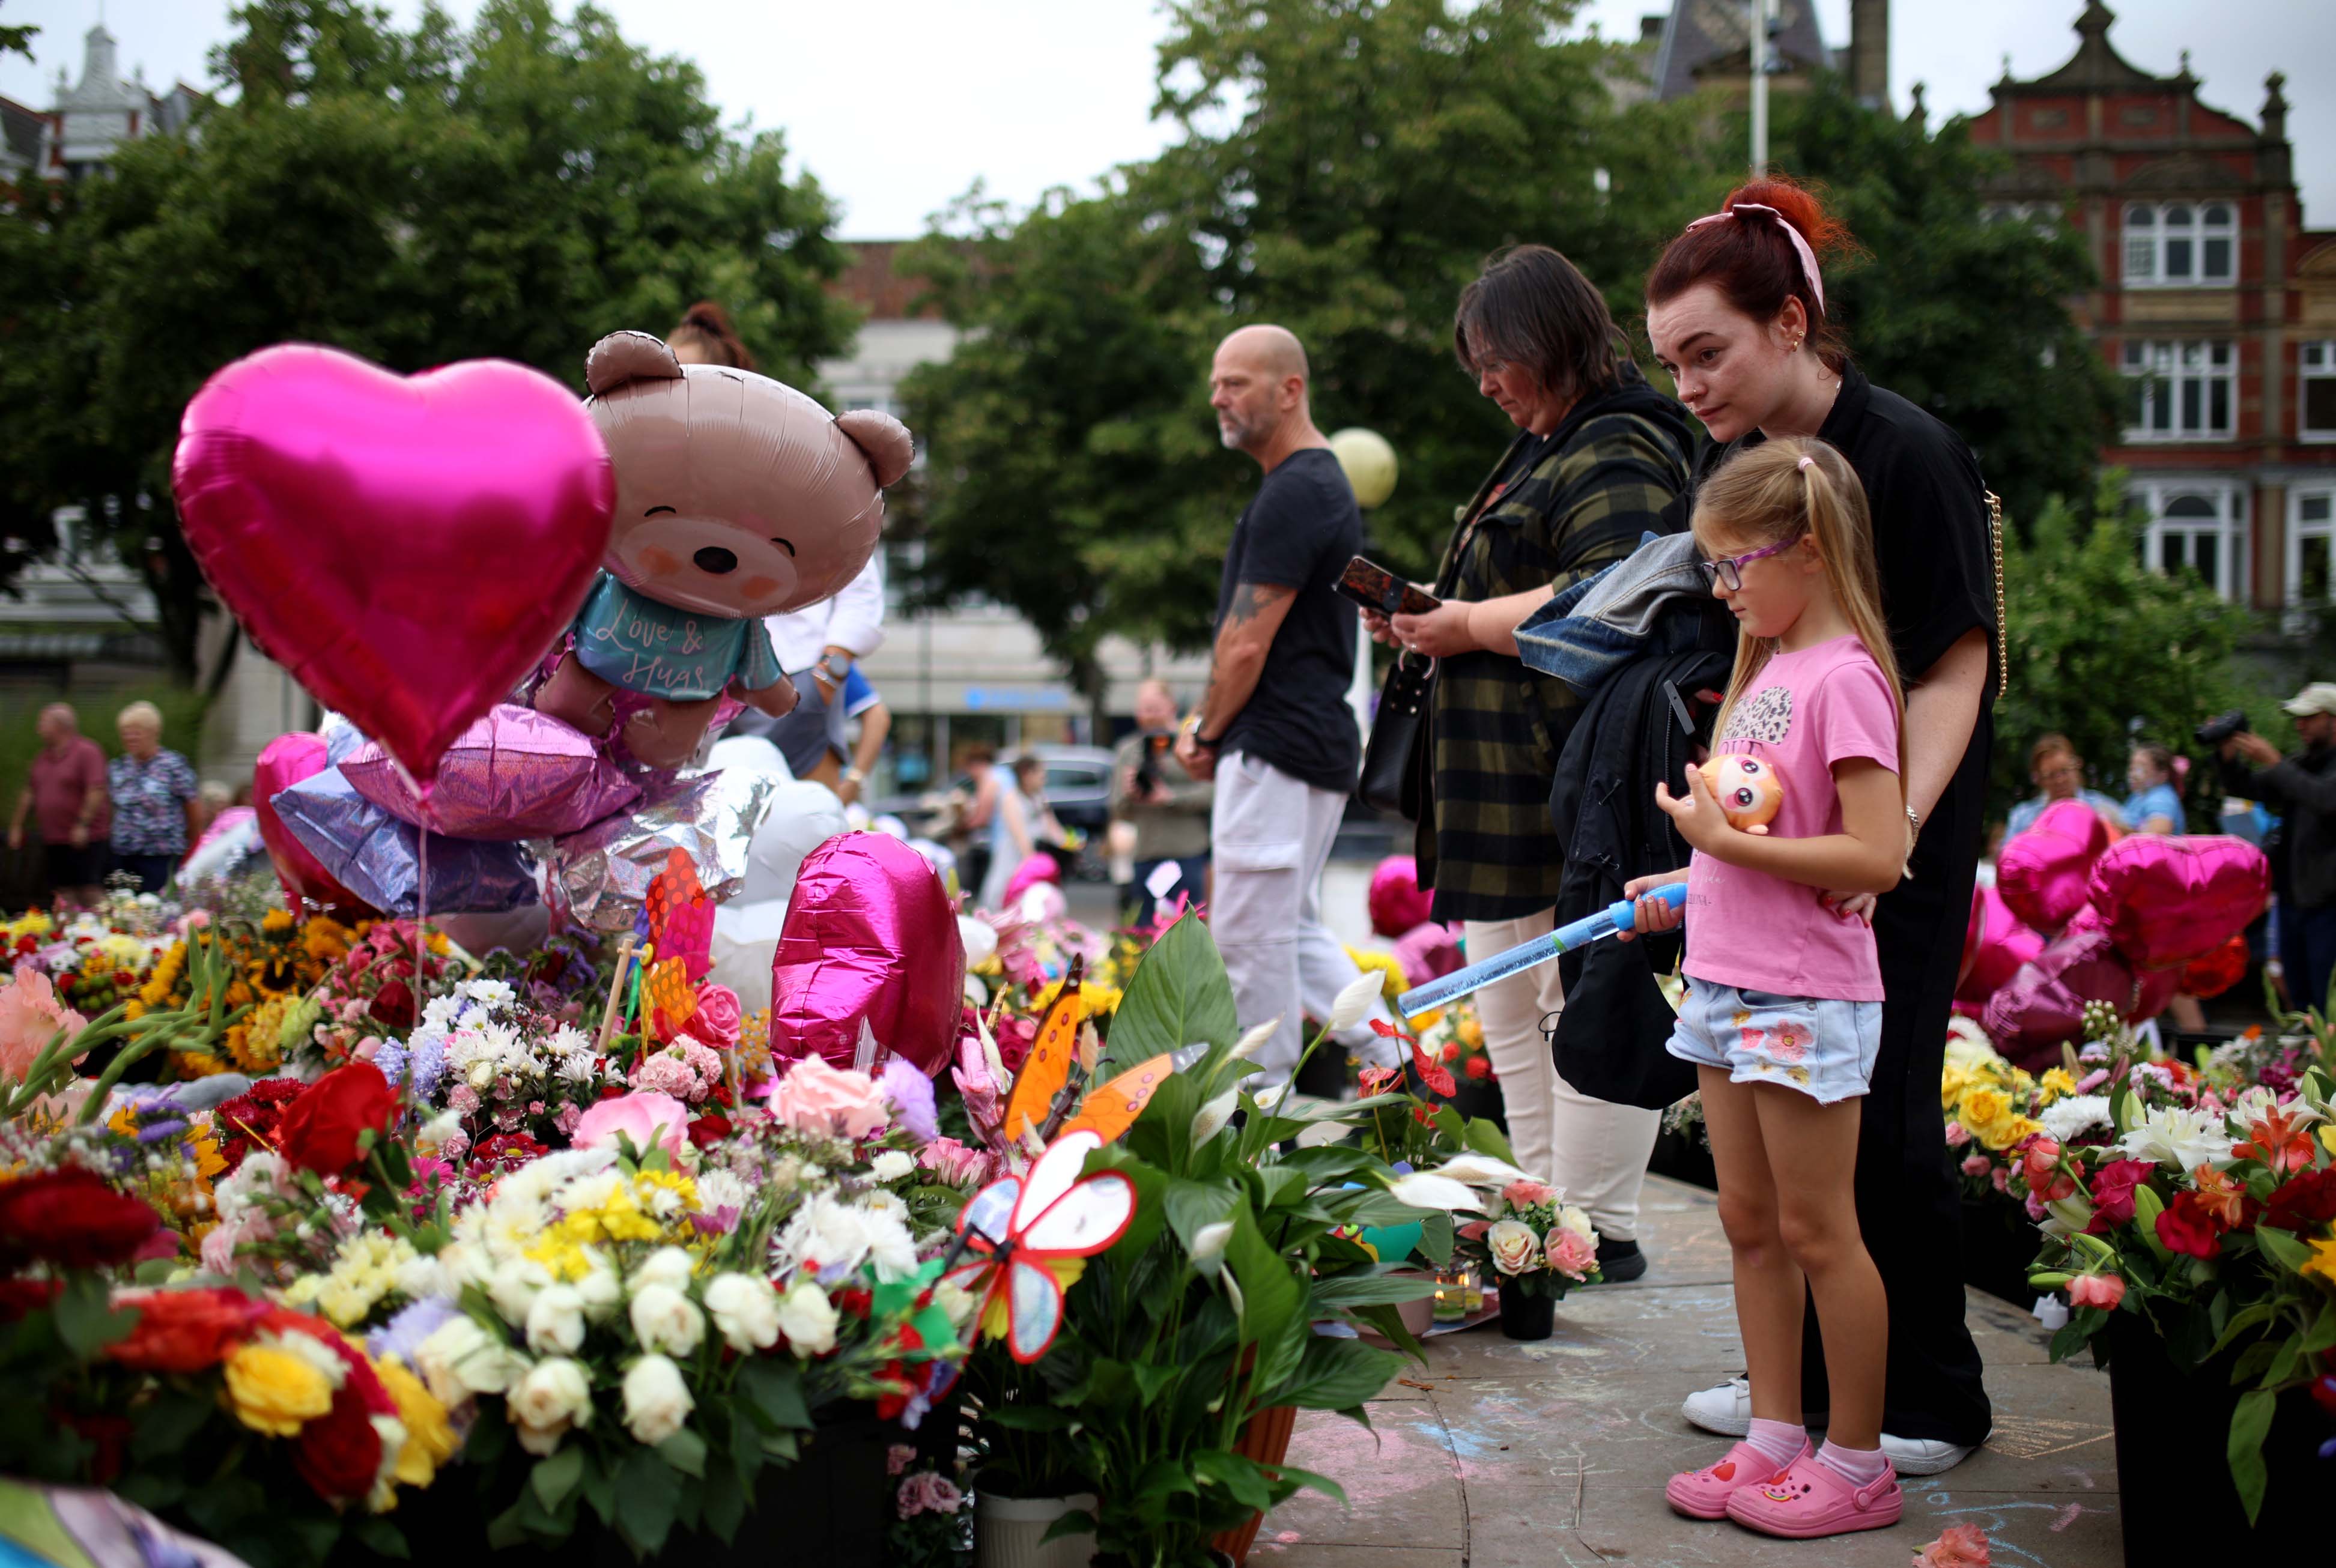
[1448,1176,1604,1340]
[966,1355,1096,1568]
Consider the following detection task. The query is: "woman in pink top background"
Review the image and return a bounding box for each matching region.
[1624,438,1910,1542]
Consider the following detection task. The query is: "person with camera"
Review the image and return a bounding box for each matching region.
[2215,686,2336,1013]
[1111,680,1213,922]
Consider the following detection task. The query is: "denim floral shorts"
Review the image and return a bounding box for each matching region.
[1664,978,1882,1104]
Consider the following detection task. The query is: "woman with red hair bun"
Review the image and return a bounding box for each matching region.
[1646,175,1998,1485]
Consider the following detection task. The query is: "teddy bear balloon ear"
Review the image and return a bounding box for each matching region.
[584,331,685,396]
[836,408,915,489]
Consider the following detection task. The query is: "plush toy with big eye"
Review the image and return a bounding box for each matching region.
[1699,754,1785,834]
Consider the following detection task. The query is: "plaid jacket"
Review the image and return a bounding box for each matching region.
[1421,379,1694,923]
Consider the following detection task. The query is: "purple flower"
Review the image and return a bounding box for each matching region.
[368,1295,461,1368]
[372,1043,409,1087]
[881,1058,939,1145]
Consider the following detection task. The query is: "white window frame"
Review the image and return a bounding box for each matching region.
[2291,487,2336,610]
[2133,480,2248,602]
[2122,339,2237,442]
[2301,340,2336,442]
[2122,201,2236,288]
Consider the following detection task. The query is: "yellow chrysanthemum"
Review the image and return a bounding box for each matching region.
[1344,947,1412,1004]
[223,1343,335,1436]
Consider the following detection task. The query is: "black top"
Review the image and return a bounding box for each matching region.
[1215,447,1364,794]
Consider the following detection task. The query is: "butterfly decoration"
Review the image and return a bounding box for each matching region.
[1001,956,1083,1143]
[943,1129,1136,1363]
[1059,1053,1174,1143]
[645,848,714,981]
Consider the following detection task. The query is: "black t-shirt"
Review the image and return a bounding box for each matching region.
[1214,447,1363,794]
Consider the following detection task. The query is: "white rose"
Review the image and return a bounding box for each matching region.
[488,1257,551,1325]
[526,1285,589,1356]
[416,1316,529,1402]
[703,1273,781,1353]
[633,1246,695,1292]
[1556,1205,1595,1243]
[573,1254,623,1322]
[870,1150,915,1183]
[508,1357,593,1454]
[469,1059,496,1089]
[627,1282,706,1357]
[621,1354,695,1445]
[393,1253,447,1303]
[1485,1219,1541,1276]
[774,1282,839,1355]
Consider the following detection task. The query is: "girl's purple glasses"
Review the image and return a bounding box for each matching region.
[1697,533,1804,592]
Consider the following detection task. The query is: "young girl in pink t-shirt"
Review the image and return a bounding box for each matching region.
[1624,436,1909,1540]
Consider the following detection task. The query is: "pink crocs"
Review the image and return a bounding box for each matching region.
[1664,1438,1809,1520]
[1724,1451,1903,1538]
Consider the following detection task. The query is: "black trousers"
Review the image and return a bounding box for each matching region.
[1800,714,1994,1445]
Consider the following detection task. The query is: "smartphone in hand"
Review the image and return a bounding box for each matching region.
[1336,556,1440,616]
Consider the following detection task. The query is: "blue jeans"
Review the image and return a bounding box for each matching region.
[2280,900,2336,1015]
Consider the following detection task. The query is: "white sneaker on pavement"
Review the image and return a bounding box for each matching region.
[1878,1434,1979,1476]
[1680,1373,1831,1438]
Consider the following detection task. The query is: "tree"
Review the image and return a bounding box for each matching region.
[0,0,855,685]
[1766,76,2120,533]
[1994,470,2260,815]
[904,0,1718,709]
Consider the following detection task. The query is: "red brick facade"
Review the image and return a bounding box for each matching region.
[1970,3,2336,611]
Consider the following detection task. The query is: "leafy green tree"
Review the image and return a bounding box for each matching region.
[0,0,854,685]
[1766,76,2120,533]
[1994,470,2260,816]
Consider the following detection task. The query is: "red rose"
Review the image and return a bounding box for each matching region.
[0,1168,162,1271]
[2085,1158,2156,1232]
[368,979,415,1029]
[0,1278,61,1321]
[687,1111,733,1149]
[2155,1191,2222,1259]
[108,1287,264,1374]
[2263,1167,2336,1234]
[277,1063,399,1176]
[294,1383,385,1501]
[1464,1055,1492,1081]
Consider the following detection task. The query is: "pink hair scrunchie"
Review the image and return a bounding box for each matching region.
[1683,201,1826,312]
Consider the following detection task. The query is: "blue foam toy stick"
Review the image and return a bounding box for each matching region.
[1394,882,1687,1018]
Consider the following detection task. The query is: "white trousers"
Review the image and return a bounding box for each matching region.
[1212,752,1395,1084]
[1462,907,1660,1241]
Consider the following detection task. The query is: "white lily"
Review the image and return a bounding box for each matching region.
[1188,1221,1233,1268]
[1385,1171,1482,1212]
[1254,1082,1289,1111]
[1228,1017,1282,1061]
[1191,1088,1240,1146]
[1430,1154,1530,1188]
[1326,971,1383,1034]
[1294,1120,1349,1149]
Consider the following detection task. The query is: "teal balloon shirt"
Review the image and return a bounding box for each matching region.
[570,573,783,702]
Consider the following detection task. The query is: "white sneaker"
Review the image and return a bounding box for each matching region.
[1679,1375,1831,1438]
[1878,1433,1978,1476]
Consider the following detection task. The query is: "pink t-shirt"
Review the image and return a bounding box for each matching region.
[1682,635,1900,1003]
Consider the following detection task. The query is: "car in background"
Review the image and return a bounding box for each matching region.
[1030,745,1114,879]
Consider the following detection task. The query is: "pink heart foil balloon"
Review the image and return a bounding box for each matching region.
[769,834,965,1077]
[252,732,368,913]
[2088,834,2270,972]
[341,704,641,840]
[1995,799,2110,935]
[1982,908,2179,1070]
[1956,883,2044,1006]
[172,345,614,783]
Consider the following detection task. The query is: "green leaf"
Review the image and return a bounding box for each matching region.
[1271,1334,1406,1413]
[700,1466,747,1543]
[1460,1118,1517,1166]
[2254,1223,2313,1274]
[1192,1448,1273,1511]
[51,1273,135,1360]
[1310,1271,1440,1309]
[1417,1209,1455,1268]
[658,1427,708,1478]
[2302,1300,2336,1356]
[2227,1388,2275,1525]
[2206,1301,2279,1360]
[1272,1464,1350,1507]
[530,1445,585,1512]
[1106,913,1239,1071]
[1224,1204,1307,1388]
[739,1356,812,1430]
[2130,1184,2171,1262]
[348,1516,410,1560]
[616,1449,679,1554]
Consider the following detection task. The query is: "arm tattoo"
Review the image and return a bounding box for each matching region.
[1221,581,1289,628]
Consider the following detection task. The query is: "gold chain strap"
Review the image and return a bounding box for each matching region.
[1986,489,2007,702]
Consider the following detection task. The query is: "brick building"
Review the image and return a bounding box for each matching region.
[1970,2,2336,612]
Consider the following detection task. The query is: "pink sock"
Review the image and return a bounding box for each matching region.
[1743,1417,1806,1470]
[1816,1441,1888,1487]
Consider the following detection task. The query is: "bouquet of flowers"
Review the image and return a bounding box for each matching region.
[1940,1016,2088,1202]
[376,975,623,1158]
[2021,1043,2336,1521]
[293,919,458,1071]
[1454,1178,1604,1300]
[131,910,359,1078]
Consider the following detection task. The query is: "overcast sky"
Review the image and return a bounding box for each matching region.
[3,1,2329,237]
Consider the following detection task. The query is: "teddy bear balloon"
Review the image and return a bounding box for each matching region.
[534,331,914,769]
[1699,754,1785,834]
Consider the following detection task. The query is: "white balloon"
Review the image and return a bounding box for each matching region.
[873,814,909,840]
[181,816,263,885]
[909,838,957,880]
[957,914,999,968]
[438,904,552,959]
[707,734,793,780]
[709,898,793,1011]
[741,781,849,905]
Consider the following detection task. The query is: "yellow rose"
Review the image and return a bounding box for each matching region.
[1940,1064,1973,1111]
[223,1343,335,1436]
[1959,1086,2015,1148]
[2037,1067,2078,1106]
[375,1360,458,1488]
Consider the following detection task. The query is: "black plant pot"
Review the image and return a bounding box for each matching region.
[1959,1194,2042,1308]
[1495,1283,1555,1341]
[1446,1079,1507,1132]
[2104,1312,2326,1563]
[1646,1127,1716,1191]
[330,1406,893,1566]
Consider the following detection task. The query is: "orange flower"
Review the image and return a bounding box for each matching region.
[2238,1106,2317,1177]
[2190,1166,2251,1230]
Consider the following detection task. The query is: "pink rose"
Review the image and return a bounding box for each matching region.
[1912,1522,1992,1567]
[1546,1226,1597,1281]
[1943,1120,1970,1147]
[690,985,742,1047]
[896,1471,965,1519]
[887,1443,917,1477]
[2067,1273,2125,1310]
[765,1055,890,1139]
[572,1091,691,1158]
[1501,1179,1558,1210]
[916,1136,992,1187]
[1961,1153,1991,1177]
[0,964,88,1083]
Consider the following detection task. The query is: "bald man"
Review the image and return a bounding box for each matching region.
[10,703,111,907]
[1176,325,1395,1083]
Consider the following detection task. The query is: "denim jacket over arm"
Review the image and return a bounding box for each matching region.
[1513,531,1716,698]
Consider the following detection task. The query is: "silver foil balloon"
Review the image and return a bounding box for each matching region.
[544,767,778,932]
